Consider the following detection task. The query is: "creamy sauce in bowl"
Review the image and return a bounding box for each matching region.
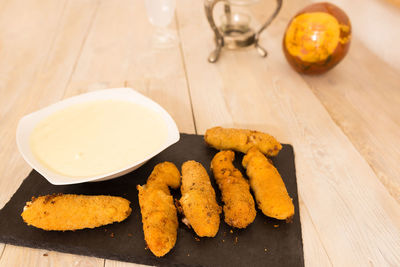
[29,100,168,178]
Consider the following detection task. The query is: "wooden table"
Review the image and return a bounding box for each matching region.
[1,0,400,266]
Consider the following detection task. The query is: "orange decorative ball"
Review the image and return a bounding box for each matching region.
[283,2,351,74]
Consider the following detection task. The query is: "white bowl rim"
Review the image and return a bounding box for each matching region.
[16,88,180,185]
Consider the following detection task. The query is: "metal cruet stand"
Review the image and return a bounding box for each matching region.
[204,0,283,63]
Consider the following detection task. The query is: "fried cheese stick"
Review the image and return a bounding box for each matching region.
[180,161,221,237]
[21,194,131,231]
[211,150,256,228]
[137,162,181,257]
[205,127,282,156]
[242,147,294,221]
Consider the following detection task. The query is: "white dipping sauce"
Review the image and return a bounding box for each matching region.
[30,100,168,178]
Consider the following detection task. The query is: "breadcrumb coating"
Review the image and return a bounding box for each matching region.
[21,194,131,231]
[205,127,282,156]
[180,161,221,237]
[242,147,294,221]
[137,162,180,257]
[211,150,256,228]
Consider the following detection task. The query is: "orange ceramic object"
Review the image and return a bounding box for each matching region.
[283,2,351,74]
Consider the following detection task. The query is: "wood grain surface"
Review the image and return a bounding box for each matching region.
[0,0,399,266]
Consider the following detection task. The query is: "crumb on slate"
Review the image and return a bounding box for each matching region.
[274,224,279,228]
[110,233,114,238]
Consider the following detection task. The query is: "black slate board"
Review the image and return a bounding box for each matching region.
[0,134,304,267]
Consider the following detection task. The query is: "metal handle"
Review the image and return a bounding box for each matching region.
[204,0,227,42]
[204,0,231,62]
[255,0,282,42]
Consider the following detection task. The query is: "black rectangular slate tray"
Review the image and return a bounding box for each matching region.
[0,133,304,267]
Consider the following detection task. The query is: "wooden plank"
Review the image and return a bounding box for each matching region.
[304,37,400,204]
[0,244,4,259]
[0,0,104,266]
[0,0,100,208]
[0,0,194,264]
[63,0,195,134]
[0,245,104,267]
[316,0,400,72]
[298,199,332,267]
[105,259,147,267]
[176,0,400,266]
[0,0,66,208]
[57,0,194,265]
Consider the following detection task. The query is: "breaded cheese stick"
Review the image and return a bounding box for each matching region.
[242,147,294,221]
[211,150,256,228]
[179,161,221,237]
[21,194,131,231]
[137,162,180,257]
[205,127,282,156]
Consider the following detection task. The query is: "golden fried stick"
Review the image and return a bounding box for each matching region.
[21,194,131,231]
[242,147,294,221]
[137,162,180,257]
[211,150,256,228]
[205,127,282,156]
[179,161,221,237]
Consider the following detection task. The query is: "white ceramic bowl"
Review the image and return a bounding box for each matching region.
[16,88,180,185]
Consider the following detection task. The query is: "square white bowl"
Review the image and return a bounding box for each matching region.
[16,88,180,185]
